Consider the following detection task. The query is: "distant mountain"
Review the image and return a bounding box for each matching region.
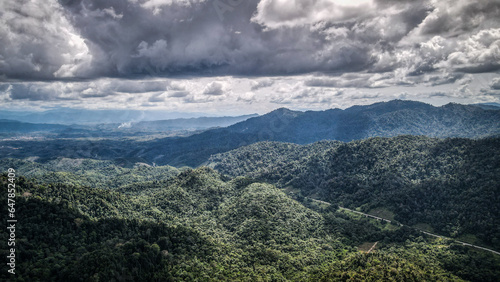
[138,100,500,166]
[0,114,258,137]
[223,100,500,143]
[2,100,499,166]
[0,108,225,125]
[0,119,69,132]
[472,102,500,110]
[108,114,258,131]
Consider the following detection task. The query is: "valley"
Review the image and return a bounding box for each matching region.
[1,100,500,281]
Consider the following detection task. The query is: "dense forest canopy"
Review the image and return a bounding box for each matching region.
[210,136,500,250]
[2,166,500,281]
[1,101,500,281]
[2,135,500,281]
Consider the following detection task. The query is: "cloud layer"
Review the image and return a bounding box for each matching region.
[2,73,499,115]
[0,0,499,110]
[1,0,499,80]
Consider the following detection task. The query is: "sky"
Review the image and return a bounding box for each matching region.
[0,0,500,115]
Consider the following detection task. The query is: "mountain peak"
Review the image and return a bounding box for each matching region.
[346,99,432,112]
[268,107,302,115]
[269,107,294,114]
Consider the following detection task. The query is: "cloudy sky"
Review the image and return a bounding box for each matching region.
[1,0,500,114]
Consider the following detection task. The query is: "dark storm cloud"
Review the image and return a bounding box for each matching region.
[1,0,500,84]
[427,91,448,98]
[80,92,115,98]
[9,84,54,100]
[305,75,374,88]
[0,84,10,92]
[427,73,464,86]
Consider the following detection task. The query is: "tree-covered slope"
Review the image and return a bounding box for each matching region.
[138,100,500,166]
[0,158,181,189]
[2,167,498,281]
[209,136,500,250]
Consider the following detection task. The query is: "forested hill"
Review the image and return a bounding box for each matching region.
[1,100,499,167]
[2,166,500,281]
[0,158,181,189]
[94,100,500,166]
[209,136,500,250]
[223,100,500,143]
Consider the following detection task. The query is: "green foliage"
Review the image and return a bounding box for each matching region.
[2,101,500,280]
[311,251,464,281]
[0,157,180,189]
[210,136,500,250]
[221,183,324,244]
[1,148,500,281]
[2,100,500,167]
[0,169,348,281]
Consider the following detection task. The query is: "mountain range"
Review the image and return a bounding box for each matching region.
[0,114,257,136]
[2,99,500,281]
[140,100,500,166]
[0,108,218,125]
[1,100,499,166]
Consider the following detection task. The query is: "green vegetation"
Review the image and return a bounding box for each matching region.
[2,100,500,167]
[1,108,500,281]
[1,162,500,281]
[368,208,395,221]
[210,136,500,250]
[0,158,181,189]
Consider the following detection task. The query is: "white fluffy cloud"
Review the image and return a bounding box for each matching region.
[250,79,274,90]
[1,73,498,113]
[203,81,227,95]
[435,28,500,72]
[0,0,93,79]
[0,0,499,110]
[490,77,500,90]
[1,0,498,81]
[252,0,376,28]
